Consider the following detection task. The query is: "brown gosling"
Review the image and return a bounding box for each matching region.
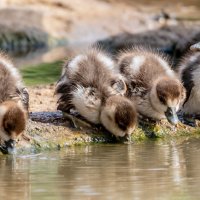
[100,95,137,138]
[0,52,28,154]
[117,48,186,125]
[177,42,200,117]
[56,48,137,138]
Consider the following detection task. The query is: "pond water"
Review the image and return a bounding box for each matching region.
[1,138,200,200]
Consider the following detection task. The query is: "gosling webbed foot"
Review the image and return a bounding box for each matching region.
[62,112,92,129]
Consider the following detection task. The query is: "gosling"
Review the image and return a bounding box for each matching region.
[177,42,200,118]
[118,48,186,124]
[56,48,126,124]
[56,49,137,138]
[0,52,28,154]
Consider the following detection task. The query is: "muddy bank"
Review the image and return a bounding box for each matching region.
[15,110,200,154]
[7,84,198,154]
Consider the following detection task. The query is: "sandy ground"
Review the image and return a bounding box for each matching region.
[28,84,57,112]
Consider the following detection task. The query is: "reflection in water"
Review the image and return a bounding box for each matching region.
[0,156,30,200]
[0,139,200,199]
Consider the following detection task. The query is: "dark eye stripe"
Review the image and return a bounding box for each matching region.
[4,128,11,136]
[117,123,127,131]
[158,95,166,105]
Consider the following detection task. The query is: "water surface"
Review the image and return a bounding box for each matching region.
[1,138,200,200]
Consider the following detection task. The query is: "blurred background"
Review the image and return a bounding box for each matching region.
[0,0,200,86]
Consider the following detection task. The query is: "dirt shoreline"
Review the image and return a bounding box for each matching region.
[10,84,200,155]
[28,84,57,112]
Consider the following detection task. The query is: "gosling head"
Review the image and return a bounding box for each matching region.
[100,95,137,138]
[0,101,26,154]
[150,77,186,124]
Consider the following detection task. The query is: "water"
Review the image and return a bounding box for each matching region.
[1,138,200,200]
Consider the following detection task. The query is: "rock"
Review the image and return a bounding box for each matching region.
[0,27,48,55]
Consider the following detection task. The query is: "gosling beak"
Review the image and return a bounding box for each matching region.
[117,134,132,144]
[0,139,16,154]
[165,107,179,125]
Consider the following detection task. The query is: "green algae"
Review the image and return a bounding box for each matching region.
[20,61,62,86]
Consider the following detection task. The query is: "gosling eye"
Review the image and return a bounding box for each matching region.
[118,124,127,131]
[4,123,15,136]
[158,95,166,105]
